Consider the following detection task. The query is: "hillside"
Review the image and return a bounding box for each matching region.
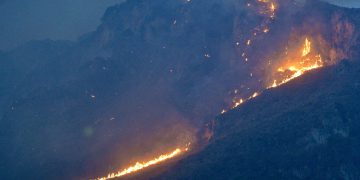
[0,0,360,179]
[156,60,360,179]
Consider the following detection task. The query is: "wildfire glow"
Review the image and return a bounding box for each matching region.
[230,92,260,109]
[302,38,311,56]
[257,0,277,18]
[269,37,324,88]
[225,37,324,114]
[90,1,329,180]
[92,1,281,179]
[94,147,189,180]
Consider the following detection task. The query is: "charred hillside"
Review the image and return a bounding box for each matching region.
[155,59,360,179]
[0,0,360,179]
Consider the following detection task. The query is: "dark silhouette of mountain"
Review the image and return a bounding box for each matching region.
[155,60,360,179]
[0,0,360,179]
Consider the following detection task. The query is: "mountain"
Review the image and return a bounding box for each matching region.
[155,60,360,179]
[322,0,360,8]
[0,0,360,179]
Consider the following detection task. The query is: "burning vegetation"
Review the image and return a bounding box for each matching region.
[268,37,324,88]
[222,36,325,115]
[95,146,189,180]
[1,0,359,179]
[99,2,326,178]
[91,0,357,179]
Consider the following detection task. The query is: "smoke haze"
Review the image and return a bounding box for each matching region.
[0,0,124,50]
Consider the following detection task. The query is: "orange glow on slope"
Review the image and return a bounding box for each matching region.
[302,38,311,56]
[223,37,324,114]
[257,0,277,18]
[220,91,260,114]
[95,147,189,180]
[231,92,259,109]
[268,37,324,88]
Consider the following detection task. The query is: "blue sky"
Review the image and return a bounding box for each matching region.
[323,0,360,7]
[0,0,124,50]
[0,0,359,51]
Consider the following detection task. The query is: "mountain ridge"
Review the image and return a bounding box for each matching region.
[154,59,360,179]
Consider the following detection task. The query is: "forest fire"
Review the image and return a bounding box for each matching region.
[268,37,324,88]
[93,1,281,178]
[94,147,189,180]
[222,37,325,114]
[96,1,330,179]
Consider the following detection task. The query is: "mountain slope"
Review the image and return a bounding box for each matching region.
[0,0,360,179]
[155,60,360,179]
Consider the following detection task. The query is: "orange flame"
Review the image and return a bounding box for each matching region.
[269,37,324,88]
[94,147,189,180]
[257,0,277,18]
[230,92,260,110]
[302,38,311,56]
[224,37,324,113]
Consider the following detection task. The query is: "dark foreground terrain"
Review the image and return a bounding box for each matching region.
[155,60,360,179]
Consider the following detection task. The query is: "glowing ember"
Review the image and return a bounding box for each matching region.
[247,40,251,46]
[257,0,277,18]
[94,147,189,180]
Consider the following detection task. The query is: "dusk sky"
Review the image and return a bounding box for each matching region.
[0,0,359,51]
[0,0,124,50]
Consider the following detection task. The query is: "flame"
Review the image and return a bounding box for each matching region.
[269,37,324,88]
[94,147,189,180]
[226,37,324,112]
[302,38,311,56]
[270,3,276,12]
[221,3,322,119]
[257,0,277,18]
[230,92,260,109]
